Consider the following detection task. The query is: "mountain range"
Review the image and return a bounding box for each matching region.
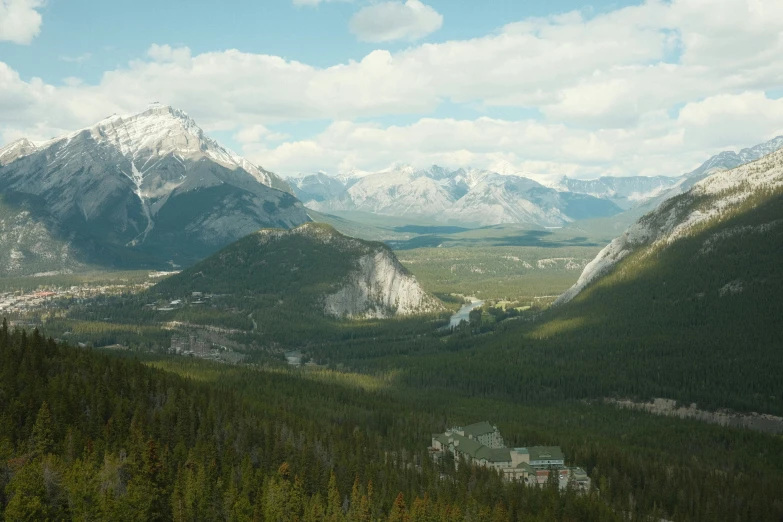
[292,165,623,227]
[290,136,783,228]
[0,105,309,274]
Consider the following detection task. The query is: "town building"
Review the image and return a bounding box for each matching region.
[430,422,590,490]
[170,334,212,356]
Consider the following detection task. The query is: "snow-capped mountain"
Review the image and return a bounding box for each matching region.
[335,168,374,189]
[0,105,308,271]
[686,136,783,180]
[347,165,457,216]
[292,164,621,226]
[557,176,681,210]
[442,173,621,226]
[290,172,353,208]
[292,136,783,229]
[556,146,783,305]
[621,135,783,220]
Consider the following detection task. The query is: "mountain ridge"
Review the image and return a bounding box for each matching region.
[556,146,783,305]
[287,136,783,228]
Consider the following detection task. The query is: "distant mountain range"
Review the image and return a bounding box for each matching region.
[292,165,623,227]
[290,136,783,228]
[0,105,308,274]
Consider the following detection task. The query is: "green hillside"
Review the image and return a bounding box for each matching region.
[154,222,381,303]
[394,170,783,417]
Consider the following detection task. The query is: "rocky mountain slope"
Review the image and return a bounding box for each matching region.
[294,165,620,226]
[155,223,442,318]
[556,146,783,305]
[556,175,680,210]
[619,135,783,221]
[0,193,87,276]
[0,105,308,272]
[290,136,783,229]
[442,173,621,226]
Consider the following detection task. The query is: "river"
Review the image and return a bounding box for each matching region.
[449,298,484,328]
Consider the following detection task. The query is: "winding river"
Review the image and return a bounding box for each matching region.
[449,298,484,328]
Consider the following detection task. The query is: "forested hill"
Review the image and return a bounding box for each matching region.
[154,222,441,318]
[532,148,783,412]
[392,151,783,418]
[0,325,621,521]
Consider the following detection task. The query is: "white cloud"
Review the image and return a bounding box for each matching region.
[350,0,442,42]
[234,124,290,144]
[0,0,44,44]
[1,0,783,182]
[678,91,783,149]
[235,90,783,181]
[146,44,192,65]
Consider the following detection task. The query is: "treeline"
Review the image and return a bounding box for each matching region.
[0,323,620,521]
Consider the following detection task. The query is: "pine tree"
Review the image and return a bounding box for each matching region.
[326,471,344,522]
[32,402,54,456]
[388,492,409,522]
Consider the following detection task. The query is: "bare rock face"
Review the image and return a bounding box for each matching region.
[324,248,442,318]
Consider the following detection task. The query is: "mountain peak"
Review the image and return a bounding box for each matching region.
[0,138,38,166]
[32,105,276,187]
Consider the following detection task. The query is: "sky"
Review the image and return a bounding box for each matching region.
[1,0,783,182]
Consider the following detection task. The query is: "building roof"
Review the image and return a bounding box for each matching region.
[515,462,535,473]
[528,446,564,462]
[462,421,496,438]
[433,433,450,446]
[475,446,511,463]
[437,432,510,462]
[449,433,483,457]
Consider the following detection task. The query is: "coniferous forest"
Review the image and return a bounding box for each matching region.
[0,321,625,521]
[1,315,783,521]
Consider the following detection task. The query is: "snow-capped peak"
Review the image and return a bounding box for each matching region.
[0,138,38,166]
[34,105,274,186]
[487,160,522,177]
